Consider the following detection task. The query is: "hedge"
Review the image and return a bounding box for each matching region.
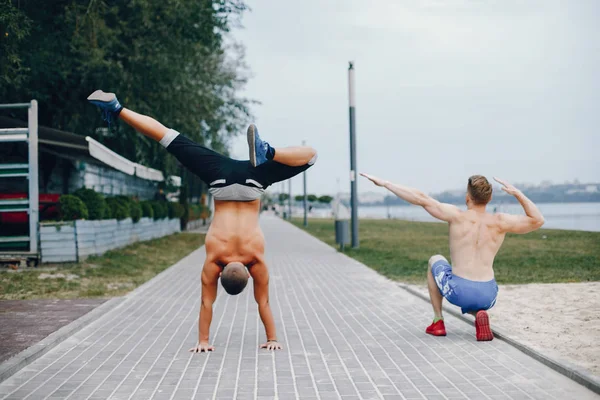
[58,188,180,223]
[73,187,107,220]
[151,201,168,220]
[59,195,89,221]
[188,204,211,221]
[140,201,154,219]
[168,202,185,219]
[106,197,130,221]
[130,201,142,223]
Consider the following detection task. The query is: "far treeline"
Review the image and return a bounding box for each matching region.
[0,0,252,177]
[263,194,334,205]
[375,183,600,206]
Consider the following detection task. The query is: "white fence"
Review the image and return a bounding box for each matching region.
[185,219,208,231]
[40,218,180,263]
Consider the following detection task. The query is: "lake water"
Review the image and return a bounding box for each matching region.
[299,202,600,232]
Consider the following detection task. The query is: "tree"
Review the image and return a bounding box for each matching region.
[278,193,289,203]
[0,1,31,89]
[261,193,273,205]
[294,195,304,202]
[318,195,333,204]
[0,0,253,177]
[307,194,318,203]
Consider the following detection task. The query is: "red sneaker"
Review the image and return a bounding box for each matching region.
[475,310,494,341]
[426,319,447,336]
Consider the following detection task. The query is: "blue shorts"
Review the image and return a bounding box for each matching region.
[431,259,498,314]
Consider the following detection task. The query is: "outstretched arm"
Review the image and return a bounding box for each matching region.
[360,173,461,222]
[250,263,282,350]
[494,177,544,234]
[190,262,219,353]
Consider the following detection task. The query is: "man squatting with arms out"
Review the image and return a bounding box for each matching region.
[88,90,318,352]
[361,173,544,340]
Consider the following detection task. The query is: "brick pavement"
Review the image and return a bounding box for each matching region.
[0,299,107,363]
[0,216,597,399]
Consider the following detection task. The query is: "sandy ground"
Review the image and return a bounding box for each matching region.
[406,282,600,377]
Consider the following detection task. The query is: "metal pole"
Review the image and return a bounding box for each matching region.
[288,178,292,220]
[348,62,359,248]
[303,140,308,226]
[28,100,39,255]
[280,181,285,217]
[0,103,31,109]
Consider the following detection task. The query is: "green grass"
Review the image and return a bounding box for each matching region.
[291,218,600,284]
[0,233,205,300]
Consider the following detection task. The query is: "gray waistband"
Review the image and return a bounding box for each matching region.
[209,184,264,201]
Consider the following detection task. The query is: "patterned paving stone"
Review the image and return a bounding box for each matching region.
[0,216,597,399]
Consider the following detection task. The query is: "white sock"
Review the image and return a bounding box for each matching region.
[159,129,180,148]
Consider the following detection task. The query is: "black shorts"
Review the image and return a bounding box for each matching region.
[166,134,313,189]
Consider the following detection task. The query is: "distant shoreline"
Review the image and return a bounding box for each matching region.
[290,202,600,232]
[359,199,600,207]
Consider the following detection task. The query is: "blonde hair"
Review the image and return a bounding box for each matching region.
[467,175,492,205]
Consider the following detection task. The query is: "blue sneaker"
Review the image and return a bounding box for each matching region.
[247,124,271,167]
[87,90,123,126]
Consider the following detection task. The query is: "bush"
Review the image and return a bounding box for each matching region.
[59,195,88,221]
[104,203,113,219]
[167,202,185,219]
[106,197,130,221]
[129,201,142,223]
[199,204,212,219]
[179,185,188,230]
[73,188,107,220]
[188,204,200,220]
[151,201,168,220]
[140,201,154,219]
[114,195,132,205]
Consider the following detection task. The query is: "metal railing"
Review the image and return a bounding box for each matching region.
[0,100,39,259]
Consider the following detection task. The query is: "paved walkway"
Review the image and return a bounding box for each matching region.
[0,216,597,400]
[0,299,107,363]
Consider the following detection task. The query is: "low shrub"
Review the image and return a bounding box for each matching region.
[140,201,154,219]
[129,201,142,223]
[106,197,130,220]
[73,187,107,220]
[151,201,168,220]
[59,195,89,221]
[167,202,185,219]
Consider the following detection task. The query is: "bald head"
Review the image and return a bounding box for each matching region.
[221,262,249,295]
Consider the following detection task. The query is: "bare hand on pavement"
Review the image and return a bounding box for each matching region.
[189,343,215,353]
[260,341,282,351]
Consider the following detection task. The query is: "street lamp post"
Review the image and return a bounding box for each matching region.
[303,140,308,226]
[348,62,359,248]
[288,178,292,220]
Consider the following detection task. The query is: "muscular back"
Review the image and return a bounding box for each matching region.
[448,211,506,281]
[205,200,265,266]
[359,174,544,282]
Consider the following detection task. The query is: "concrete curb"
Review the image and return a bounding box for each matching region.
[0,296,124,383]
[397,283,600,396]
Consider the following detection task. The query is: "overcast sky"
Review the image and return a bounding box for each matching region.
[228,0,599,196]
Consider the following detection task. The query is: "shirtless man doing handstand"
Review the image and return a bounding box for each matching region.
[89,90,317,352]
[361,173,544,341]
